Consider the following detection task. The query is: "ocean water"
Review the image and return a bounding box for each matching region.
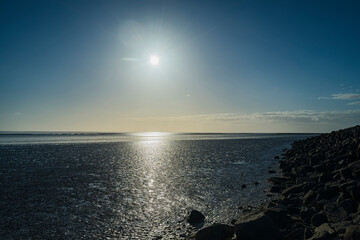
[0,133,315,239]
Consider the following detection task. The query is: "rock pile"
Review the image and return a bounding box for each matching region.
[194,125,360,240]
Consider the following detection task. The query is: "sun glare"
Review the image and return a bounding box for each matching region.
[149,55,159,65]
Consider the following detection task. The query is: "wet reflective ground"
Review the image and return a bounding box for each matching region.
[0,135,312,239]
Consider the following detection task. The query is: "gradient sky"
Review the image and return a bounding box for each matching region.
[1,0,360,133]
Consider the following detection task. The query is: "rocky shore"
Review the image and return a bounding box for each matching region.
[192,125,360,240]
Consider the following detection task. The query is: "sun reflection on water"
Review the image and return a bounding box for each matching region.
[128,137,175,236]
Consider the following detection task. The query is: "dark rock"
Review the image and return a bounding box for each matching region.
[318,185,339,200]
[303,190,316,205]
[340,167,353,180]
[286,204,301,215]
[195,224,234,240]
[314,223,335,236]
[264,208,291,228]
[282,183,307,196]
[284,227,304,240]
[268,170,276,174]
[309,231,332,240]
[323,202,350,222]
[304,227,313,239]
[187,210,205,225]
[311,213,327,227]
[318,173,333,183]
[274,156,280,159]
[347,185,360,202]
[234,212,281,240]
[344,225,360,240]
[330,221,352,234]
[300,207,315,223]
[241,184,247,189]
[338,199,355,214]
[267,177,289,185]
[269,185,284,193]
[254,181,259,185]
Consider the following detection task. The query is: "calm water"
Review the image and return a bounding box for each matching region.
[0,133,315,239]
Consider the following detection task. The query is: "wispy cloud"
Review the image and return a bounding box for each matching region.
[347,101,360,105]
[318,93,360,100]
[130,109,360,124]
[331,93,360,100]
[121,57,139,62]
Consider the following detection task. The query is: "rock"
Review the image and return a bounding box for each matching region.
[340,167,353,180]
[318,185,339,200]
[234,212,281,240]
[268,177,289,185]
[187,210,205,225]
[195,224,234,240]
[344,225,360,240]
[282,183,307,196]
[318,173,333,183]
[323,202,350,222]
[311,213,327,227]
[274,156,280,159]
[309,231,332,240]
[268,170,276,174]
[269,185,284,193]
[347,185,360,202]
[300,207,315,223]
[264,207,291,228]
[284,227,304,240]
[338,199,355,214]
[314,223,335,236]
[330,221,352,234]
[304,227,313,239]
[241,184,247,189]
[303,190,316,205]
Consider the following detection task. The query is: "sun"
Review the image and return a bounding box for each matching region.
[149,55,159,65]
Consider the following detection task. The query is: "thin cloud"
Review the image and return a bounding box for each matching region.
[347,101,360,105]
[332,93,360,100]
[129,110,360,124]
[121,57,139,62]
[319,93,360,100]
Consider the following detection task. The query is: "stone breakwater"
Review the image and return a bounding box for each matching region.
[193,125,360,240]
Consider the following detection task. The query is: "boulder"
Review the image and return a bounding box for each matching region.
[330,221,352,234]
[311,213,327,227]
[323,202,350,222]
[282,183,307,196]
[195,224,234,240]
[303,190,316,205]
[344,225,360,240]
[264,207,291,228]
[309,231,332,240]
[284,227,304,240]
[234,212,281,240]
[187,210,205,225]
[347,185,360,202]
[300,207,315,223]
[314,223,335,236]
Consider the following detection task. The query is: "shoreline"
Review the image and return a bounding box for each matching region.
[193,125,360,240]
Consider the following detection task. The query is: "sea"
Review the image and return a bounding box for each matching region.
[0,132,316,239]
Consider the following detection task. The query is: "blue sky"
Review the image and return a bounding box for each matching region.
[1,0,360,132]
